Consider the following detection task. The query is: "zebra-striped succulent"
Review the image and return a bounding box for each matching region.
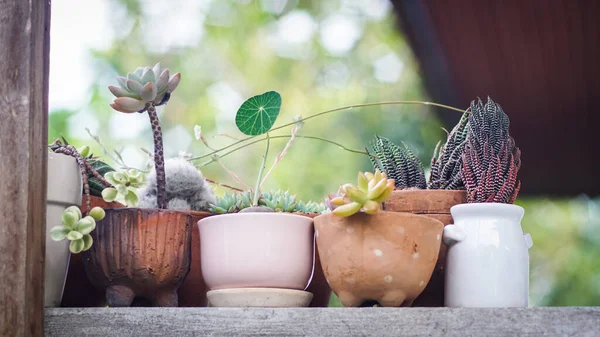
[366,135,426,190]
[461,97,521,203]
[428,110,469,190]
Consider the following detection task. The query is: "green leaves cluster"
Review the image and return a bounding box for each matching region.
[101,169,146,207]
[50,206,105,254]
[209,189,328,214]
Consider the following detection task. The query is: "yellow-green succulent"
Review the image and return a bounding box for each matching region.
[328,169,395,217]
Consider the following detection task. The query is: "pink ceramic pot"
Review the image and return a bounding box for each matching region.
[198,213,314,290]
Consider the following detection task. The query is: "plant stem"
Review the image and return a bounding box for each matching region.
[195,135,372,164]
[252,133,270,205]
[188,100,464,162]
[147,104,167,209]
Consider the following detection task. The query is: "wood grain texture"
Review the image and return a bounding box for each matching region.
[45,307,600,337]
[0,0,50,336]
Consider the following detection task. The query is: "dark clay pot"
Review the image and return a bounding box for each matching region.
[82,208,193,307]
[384,189,467,307]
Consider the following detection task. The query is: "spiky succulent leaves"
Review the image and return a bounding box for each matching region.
[209,192,239,214]
[461,97,521,203]
[428,111,470,190]
[259,190,297,212]
[367,136,426,190]
[294,200,328,214]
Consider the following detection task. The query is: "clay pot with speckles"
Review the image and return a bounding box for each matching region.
[384,189,467,306]
[314,211,443,307]
[82,208,193,307]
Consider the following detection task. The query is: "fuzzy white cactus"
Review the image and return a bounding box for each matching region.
[138,158,216,211]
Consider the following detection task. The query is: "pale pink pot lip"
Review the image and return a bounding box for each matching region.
[197,212,315,227]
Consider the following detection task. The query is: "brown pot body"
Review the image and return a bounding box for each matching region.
[384,189,467,306]
[314,211,443,307]
[82,208,193,307]
[61,196,124,307]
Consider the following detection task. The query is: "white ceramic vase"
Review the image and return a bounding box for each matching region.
[443,203,533,307]
[45,152,82,307]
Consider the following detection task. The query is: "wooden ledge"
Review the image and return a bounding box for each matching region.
[45,307,599,337]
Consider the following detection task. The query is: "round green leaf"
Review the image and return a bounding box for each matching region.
[125,190,139,207]
[101,187,118,202]
[235,91,281,136]
[69,239,84,254]
[76,217,96,235]
[61,210,79,229]
[82,234,93,251]
[67,230,83,241]
[50,225,70,241]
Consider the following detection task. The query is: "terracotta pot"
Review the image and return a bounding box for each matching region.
[61,196,124,307]
[314,211,443,307]
[177,210,217,307]
[295,212,332,307]
[383,189,466,307]
[82,208,193,307]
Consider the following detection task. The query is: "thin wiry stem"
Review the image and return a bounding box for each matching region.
[188,100,465,162]
[253,133,270,206]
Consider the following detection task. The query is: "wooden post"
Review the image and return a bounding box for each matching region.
[0,0,51,336]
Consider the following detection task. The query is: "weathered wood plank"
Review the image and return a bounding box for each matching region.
[45,307,600,337]
[0,0,51,336]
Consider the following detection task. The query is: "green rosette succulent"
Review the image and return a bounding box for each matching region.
[108,62,181,113]
[50,206,105,253]
[101,169,146,207]
[260,190,297,212]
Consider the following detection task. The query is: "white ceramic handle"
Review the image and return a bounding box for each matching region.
[443,224,467,246]
[524,232,533,249]
[304,230,317,291]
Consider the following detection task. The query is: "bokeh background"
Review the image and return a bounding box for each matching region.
[49,0,600,306]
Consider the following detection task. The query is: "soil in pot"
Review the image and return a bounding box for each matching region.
[314,211,444,307]
[82,208,193,307]
[383,189,466,307]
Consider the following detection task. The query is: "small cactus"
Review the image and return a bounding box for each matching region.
[328,169,395,217]
[50,205,105,254]
[101,169,146,207]
[108,63,181,114]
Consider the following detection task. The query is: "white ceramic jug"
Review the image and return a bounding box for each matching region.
[443,203,533,307]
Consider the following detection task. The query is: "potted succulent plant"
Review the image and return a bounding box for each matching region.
[364,111,469,306]
[443,97,532,307]
[314,169,444,307]
[80,63,194,307]
[205,189,331,307]
[197,91,316,307]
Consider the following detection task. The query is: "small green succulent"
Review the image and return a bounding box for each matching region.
[108,62,181,113]
[101,169,146,207]
[294,200,329,214]
[209,192,241,214]
[260,190,297,212]
[50,206,105,253]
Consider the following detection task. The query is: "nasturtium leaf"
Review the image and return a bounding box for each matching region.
[235,91,282,136]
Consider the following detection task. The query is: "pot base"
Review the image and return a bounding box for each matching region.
[207,288,313,307]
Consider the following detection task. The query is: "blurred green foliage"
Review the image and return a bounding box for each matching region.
[49,0,600,306]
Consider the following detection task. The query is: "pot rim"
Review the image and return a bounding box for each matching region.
[198,211,314,225]
[450,202,524,218]
[102,207,193,218]
[314,210,444,226]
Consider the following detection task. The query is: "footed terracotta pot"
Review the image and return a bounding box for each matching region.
[383,189,466,307]
[314,211,443,307]
[82,208,193,307]
[177,210,216,307]
[61,195,124,307]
